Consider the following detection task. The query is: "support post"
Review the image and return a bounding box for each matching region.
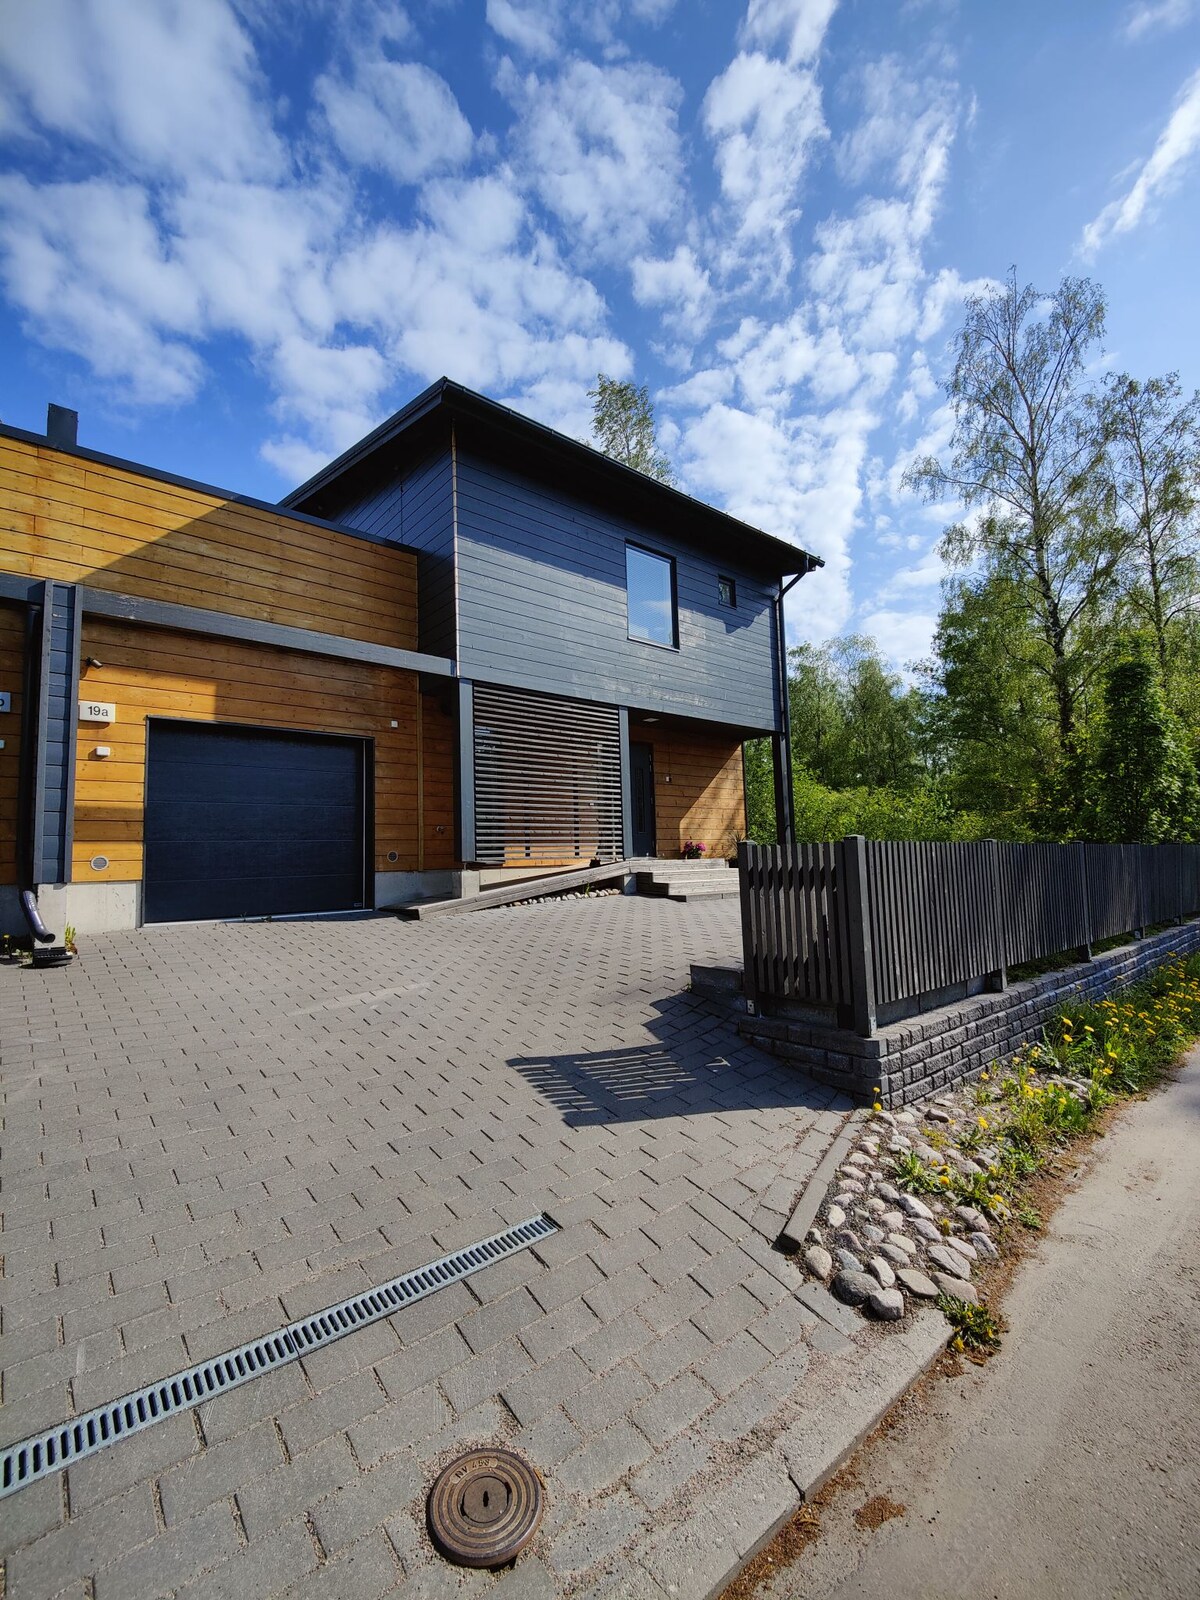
[841,834,877,1037]
[771,734,791,848]
[617,705,633,860]
[456,679,476,866]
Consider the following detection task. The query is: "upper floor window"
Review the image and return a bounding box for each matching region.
[626,544,677,649]
[717,575,737,608]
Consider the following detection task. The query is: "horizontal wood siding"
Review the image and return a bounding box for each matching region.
[420,687,457,872]
[0,435,418,651]
[71,620,454,886]
[647,725,746,859]
[323,446,456,659]
[453,450,781,730]
[0,601,23,885]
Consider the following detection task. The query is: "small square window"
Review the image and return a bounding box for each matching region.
[718,575,737,608]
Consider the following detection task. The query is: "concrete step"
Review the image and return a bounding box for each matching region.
[663,880,740,900]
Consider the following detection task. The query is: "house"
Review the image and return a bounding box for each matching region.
[0,382,819,936]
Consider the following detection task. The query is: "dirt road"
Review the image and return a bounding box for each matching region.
[750,1046,1200,1600]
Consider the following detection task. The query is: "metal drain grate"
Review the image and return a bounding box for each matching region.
[0,1212,558,1501]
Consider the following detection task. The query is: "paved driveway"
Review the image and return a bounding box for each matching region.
[1,896,858,1598]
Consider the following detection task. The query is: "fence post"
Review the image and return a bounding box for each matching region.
[736,841,760,1015]
[841,835,877,1037]
[1075,840,1093,961]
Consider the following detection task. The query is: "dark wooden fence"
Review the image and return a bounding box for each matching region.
[738,837,1200,1035]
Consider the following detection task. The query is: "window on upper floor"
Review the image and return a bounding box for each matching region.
[718,575,737,608]
[626,544,678,649]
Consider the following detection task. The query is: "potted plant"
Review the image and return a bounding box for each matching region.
[681,839,706,860]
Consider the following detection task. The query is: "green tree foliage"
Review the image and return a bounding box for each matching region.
[905,272,1120,781]
[1100,372,1200,686]
[789,636,923,790]
[1090,646,1198,843]
[742,737,778,844]
[589,374,674,483]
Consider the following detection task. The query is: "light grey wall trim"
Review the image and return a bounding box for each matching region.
[78,587,455,678]
[31,585,50,881]
[618,706,633,860]
[457,680,475,863]
[30,582,82,885]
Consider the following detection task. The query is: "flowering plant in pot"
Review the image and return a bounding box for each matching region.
[681,839,706,860]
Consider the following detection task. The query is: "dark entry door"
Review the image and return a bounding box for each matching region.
[630,741,656,856]
[144,720,368,923]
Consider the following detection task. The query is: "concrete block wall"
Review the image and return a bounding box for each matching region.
[739,919,1200,1106]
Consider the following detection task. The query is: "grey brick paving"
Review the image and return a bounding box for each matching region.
[0,895,858,1598]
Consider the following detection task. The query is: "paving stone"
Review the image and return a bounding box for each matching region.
[631,1372,715,1446]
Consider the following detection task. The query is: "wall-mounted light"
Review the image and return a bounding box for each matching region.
[84,656,104,670]
[92,746,112,759]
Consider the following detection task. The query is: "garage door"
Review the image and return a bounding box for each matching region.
[144,720,369,923]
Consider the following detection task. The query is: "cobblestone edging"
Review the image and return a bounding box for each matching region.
[741,918,1200,1105]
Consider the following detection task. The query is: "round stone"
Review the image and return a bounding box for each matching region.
[925,1106,952,1123]
[866,1287,905,1321]
[876,1182,901,1203]
[835,1248,864,1274]
[834,1229,865,1253]
[954,1206,989,1233]
[832,1269,876,1306]
[896,1267,939,1298]
[872,1112,897,1128]
[913,1143,939,1163]
[898,1194,935,1221]
[825,1204,846,1229]
[947,1237,978,1261]
[881,1210,905,1231]
[861,1223,885,1245]
[971,1231,1000,1260]
[846,1151,871,1168]
[864,1197,886,1216]
[927,1244,971,1279]
[878,1243,910,1266]
[932,1273,979,1304]
[836,1179,865,1196]
[886,1233,917,1255]
[804,1244,833,1280]
[910,1217,942,1242]
[895,1111,917,1125]
[867,1255,896,1288]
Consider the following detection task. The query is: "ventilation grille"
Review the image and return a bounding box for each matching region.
[473,684,623,867]
[0,1212,558,1501]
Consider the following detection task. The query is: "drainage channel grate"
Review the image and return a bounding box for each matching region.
[0,1212,558,1501]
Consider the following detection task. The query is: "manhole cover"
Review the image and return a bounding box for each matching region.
[427,1448,544,1568]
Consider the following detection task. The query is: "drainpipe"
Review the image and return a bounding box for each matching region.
[16,597,54,943]
[773,558,820,844]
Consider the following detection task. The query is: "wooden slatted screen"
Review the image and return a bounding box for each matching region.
[738,840,851,1008]
[472,684,623,867]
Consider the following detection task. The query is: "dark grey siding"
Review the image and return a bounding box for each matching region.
[324,447,456,659]
[34,582,81,884]
[454,451,782,731]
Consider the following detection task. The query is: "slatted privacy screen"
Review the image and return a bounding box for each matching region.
[738,840,852,1007]
[999,843,1092,970]
[472,684,623,867]
[739,835,1200,1032]
[867,841,1004,1008]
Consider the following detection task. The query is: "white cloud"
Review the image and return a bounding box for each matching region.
[630,246,714,339]
[0,0,282,182]
[485,0,679,58]
[1122,1,1194,40]
[703,52,828,273]
[486,0,565,57]
[504,57,684,263]
[740,0,839,64]
[854,606,938,672]
[1081,66,1200,252]
[317,59,473,185]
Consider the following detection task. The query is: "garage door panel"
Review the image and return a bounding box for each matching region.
[144,720,368,923]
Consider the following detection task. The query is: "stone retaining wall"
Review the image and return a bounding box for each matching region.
[739,919,1200,1106]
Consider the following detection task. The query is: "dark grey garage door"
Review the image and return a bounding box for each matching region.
[144,721,369,923]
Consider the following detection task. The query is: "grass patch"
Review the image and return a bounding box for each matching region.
[936,1294,1003,1353]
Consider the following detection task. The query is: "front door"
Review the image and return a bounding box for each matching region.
[630,741,656,856]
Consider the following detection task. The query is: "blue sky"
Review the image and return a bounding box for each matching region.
[2,0,1199,670]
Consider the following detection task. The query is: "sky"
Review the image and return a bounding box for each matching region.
[2,0,1199,671]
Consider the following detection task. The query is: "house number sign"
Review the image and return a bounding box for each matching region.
[79,701,116,723]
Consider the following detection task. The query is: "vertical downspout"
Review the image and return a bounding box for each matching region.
[16,593,53,941]
[774,568,807,845]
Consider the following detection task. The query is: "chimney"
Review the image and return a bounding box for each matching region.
[46,404,78,450]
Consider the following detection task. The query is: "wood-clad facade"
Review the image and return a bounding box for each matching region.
[1,380,816,934]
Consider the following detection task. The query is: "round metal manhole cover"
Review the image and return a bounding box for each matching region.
[427,1448,544,1568]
